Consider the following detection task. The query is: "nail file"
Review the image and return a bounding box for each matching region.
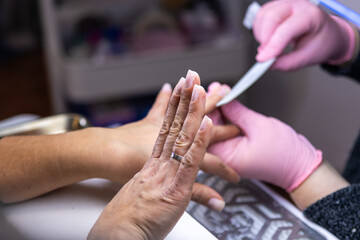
[216,58,275,107]
[243,1,261,30]
[310,0,360,27]
[217,1,274,107]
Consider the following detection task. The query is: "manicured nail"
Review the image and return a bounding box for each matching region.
[161,83,172,92]
[191,84,200,102]
[208,198,225,212]
[218,86,230,97]
[176,77,186,94]
[186,70,197,88]
[200,115,211,131]
[208,82,221,93]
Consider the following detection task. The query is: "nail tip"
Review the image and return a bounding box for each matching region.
[161,83,172,92]
[208,198,226,212]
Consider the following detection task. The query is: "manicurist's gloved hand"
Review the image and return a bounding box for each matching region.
[207,83,322,192]
[253,0,356,71]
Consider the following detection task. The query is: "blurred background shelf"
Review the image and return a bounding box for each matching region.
[40,0,252,121]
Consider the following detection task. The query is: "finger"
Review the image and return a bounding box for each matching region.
[253,1,291,45]
[161,70,201,159]
[201,153,240,183]
[191,183,225,212]
[256,14,313,62]
[207,82,221,95]
[205,85,230,114]
[211,124,242,144]
[174,116,213,188]
[171,85,206,160]
[272,31,324,71]
[146,83,172,121]
[151,78,185,159]
[208,109,223,126]
[221,100,265,137]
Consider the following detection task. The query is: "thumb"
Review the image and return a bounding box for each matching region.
[221,100,265,136]
[191,183,225,212]
[146,83,172,120]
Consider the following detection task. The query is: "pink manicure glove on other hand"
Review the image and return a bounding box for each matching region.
[253,0,356,71]
[208,99,322,192]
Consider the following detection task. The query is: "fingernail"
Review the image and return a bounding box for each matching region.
[176,77,186,94]
[191,85,200,102]
[208,198,225,212]
[200,115,211,131]
[218,86,230,97]
[161,83,172,92]
[186,70,197,88]
[208,82,221,93]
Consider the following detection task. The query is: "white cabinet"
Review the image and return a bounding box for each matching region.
[40,0,253,113]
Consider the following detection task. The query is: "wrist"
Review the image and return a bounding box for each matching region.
[74,127,142,184]
[286,150,323,192]
[326,16,356,65]
[88,219,148,240]
[290,161,349,210]
[56,129,96,180]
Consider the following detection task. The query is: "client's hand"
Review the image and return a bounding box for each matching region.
[207,83,322,192]
[88,75,215,239]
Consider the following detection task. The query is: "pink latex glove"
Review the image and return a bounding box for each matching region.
[207,86,322,192]
[253,0,356,71]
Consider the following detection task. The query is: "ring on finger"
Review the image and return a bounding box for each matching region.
[171,152,183,162]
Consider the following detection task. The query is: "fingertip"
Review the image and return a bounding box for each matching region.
[186,69,200,85]
[200,115,213,132]
[208,198,225,212]
[217,85,230,97]
[161,83,172,93]
[207,82,221,93]
[256,47,276,62]
[175,77,186,94]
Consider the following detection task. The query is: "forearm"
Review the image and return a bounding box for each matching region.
[0,130,93,203]
[290,161,349,210]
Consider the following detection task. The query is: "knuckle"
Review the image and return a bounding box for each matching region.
[181,153,196,169]
[161,184,189,203]
[169,94,180,107]
[187,107,199,119]
[169,118,183,136]
[159,119,171,136]
[174,132,191,148]
[307,5,322,18]
[193,136,205,148]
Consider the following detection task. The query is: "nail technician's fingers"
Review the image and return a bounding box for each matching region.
[258,14,312,63]
[191,183,225,212]
[220,100,264,136]
[201,153,240,183]
[254,1,291,47]
[146,83,172,121]
[171,85,206,159]
[175,116,213,188]
[161,70,200,159]
[151,78,185,159]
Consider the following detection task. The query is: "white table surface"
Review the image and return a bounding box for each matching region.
[0,179,216,240]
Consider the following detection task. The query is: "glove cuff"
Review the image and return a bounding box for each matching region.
[326,16,356,65]
[286,150,323,192]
